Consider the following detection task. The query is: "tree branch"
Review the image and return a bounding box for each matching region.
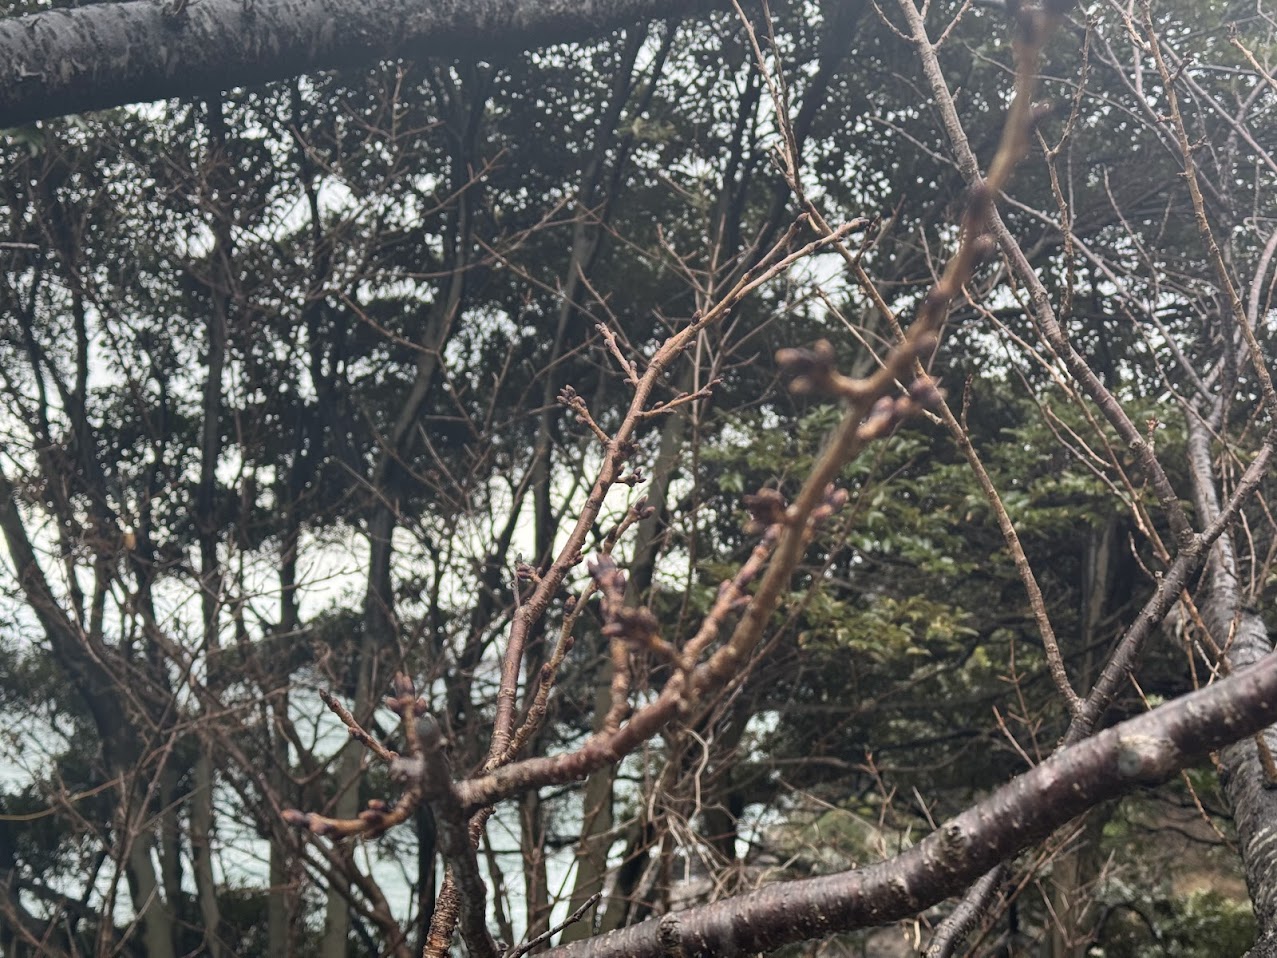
[545,652,1277,957]
[0,0,728,127]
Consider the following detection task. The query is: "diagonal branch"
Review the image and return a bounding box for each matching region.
[543,652,1277,958]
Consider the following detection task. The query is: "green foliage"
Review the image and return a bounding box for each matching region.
[1096,890,1257,958]
[799,591,979,659]
[1,0,1275,951]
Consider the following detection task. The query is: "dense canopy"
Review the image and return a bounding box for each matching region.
[2,0,1277,957]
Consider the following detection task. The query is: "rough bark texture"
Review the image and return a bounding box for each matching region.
[0,0,722,127]
[542,655,1277,958]
[1217,607,1277,942]
[1249,929,1277,958]
[1186,415,1277,950]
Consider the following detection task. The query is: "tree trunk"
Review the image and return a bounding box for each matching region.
[1042,808,1110,958]
[125,830,178,958]
[519,790,552,945]
[192,754,226,958]
[269,706,295,958]
[1186,415,1277,950]
[557,676,620,945]
[415,804,439,956]
[1215,603,1277,948]
[191,95,231,958]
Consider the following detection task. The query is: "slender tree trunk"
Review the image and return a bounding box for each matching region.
[191,755,224,957]
[125,829,178,958]
[1042,809,1109,958]
[1217,606,1277,953]
[270,505,304,956]
[190,93,232,958]
[321,67,483,958]
[598,822,653,933]
[695,709,750,873]
[158,766,184,926]
[1043,524,1120,957]
[269,704,294,958]
[558,676,620,944]
[1186,415,1277,953]
[519,789,553,945]
[415,804,439,956]
[322,511,393,958]
[520,40,651,943]
[558,364,694,943]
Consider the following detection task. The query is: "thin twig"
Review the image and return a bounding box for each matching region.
[506,892,602,958]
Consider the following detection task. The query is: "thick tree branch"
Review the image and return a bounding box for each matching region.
[545,652,1277,958]
[0,0,725,127]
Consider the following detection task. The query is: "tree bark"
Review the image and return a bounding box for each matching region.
[541,657,1277,958]
[1185,413,1277,952]
[124,831,178,958]
[191,94,232,958]
[1220,609,1277,953]
[557,675,621,944]
[0,0,726,127]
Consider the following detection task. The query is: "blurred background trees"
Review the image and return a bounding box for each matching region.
[1,0,1276,955]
